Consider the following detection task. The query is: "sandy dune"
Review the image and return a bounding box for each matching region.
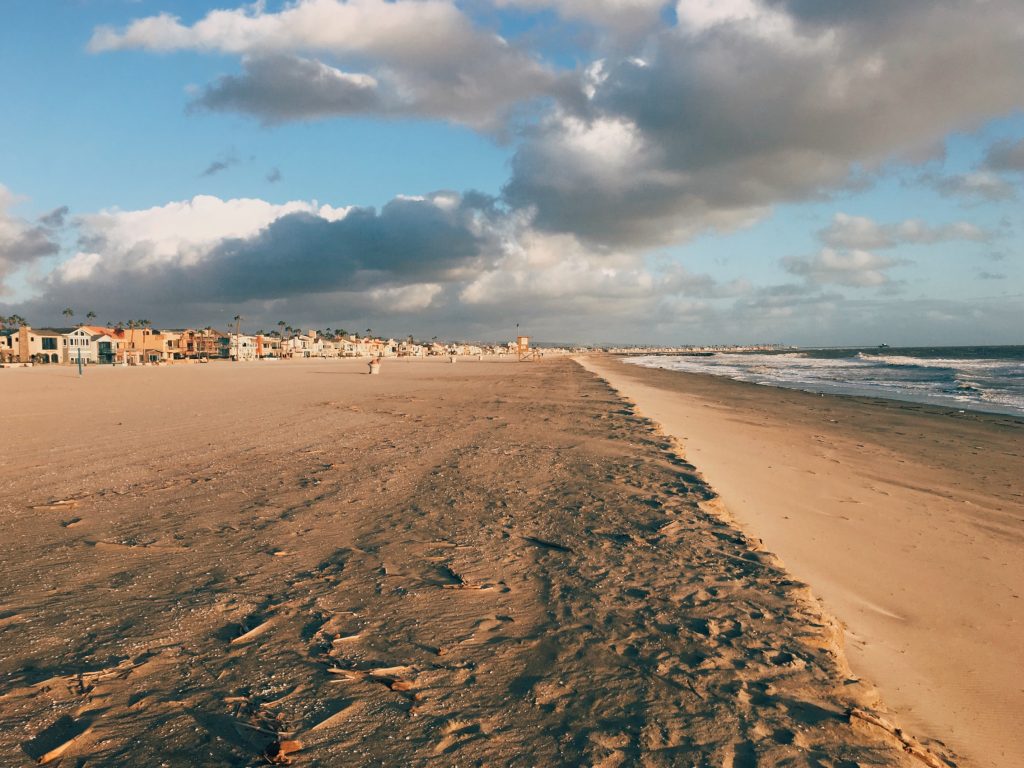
[579,355,1024,768]
[1,358,930,765]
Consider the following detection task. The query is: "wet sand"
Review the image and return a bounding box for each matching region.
[579,354,1024,768]
[0,358,934,766]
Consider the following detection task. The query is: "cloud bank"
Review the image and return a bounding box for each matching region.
[5,0,1022,343]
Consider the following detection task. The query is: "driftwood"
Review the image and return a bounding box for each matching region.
[231,617,276,645]
[847,708,951,768]
[310,701,365,732]
[36,725,94,764]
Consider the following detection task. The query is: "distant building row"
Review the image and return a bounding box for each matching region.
[0,325,518,366]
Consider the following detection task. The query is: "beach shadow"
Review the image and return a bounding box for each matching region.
[22,712,99,762]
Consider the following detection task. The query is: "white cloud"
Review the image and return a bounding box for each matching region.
[77,195,351,270]
[782,248,899,287]
[367,283,443,312]
[819,213,988,250]
[56,252,103,282]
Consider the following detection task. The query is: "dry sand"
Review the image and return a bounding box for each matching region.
[0,357,943,766]
[578,355,1024,768]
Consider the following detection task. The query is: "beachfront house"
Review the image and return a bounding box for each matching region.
[0,325,69,364]
[63,326,119,365]
[174,328,230,360]
[105,326,175,365]
[397,340,426,357]
[228,333,259,361]
[255,334,281,359]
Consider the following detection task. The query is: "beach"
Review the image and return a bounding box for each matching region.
[580,355,1024,768]
[0,357,934,766]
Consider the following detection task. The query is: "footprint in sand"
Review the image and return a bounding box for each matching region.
[432,719,489,755]
[474,615,514,633]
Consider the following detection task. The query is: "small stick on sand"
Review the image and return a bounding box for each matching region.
[848,708,952,768]
[32,499,80,511]
[310,700,365,731]
[231,617,276,645]
[233,720,295,737]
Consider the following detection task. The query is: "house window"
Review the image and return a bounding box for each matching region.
[42,338,57,350]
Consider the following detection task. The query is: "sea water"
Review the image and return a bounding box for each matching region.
[626,346,1024,418]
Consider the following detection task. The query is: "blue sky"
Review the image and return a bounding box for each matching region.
[1,0,1022,344]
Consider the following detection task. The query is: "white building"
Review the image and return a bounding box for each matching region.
[228,334,259,360]
[63,327,117,364]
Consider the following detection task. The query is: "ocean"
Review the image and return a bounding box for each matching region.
[625,346,1024,418]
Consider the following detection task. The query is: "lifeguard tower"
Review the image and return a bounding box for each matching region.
[517,335,538,362]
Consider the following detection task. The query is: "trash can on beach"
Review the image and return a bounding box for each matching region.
[369,358,381,375]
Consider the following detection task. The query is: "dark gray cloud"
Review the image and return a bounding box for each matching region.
[504,0,1024,247]
[193,56,382,124]
[918,171,1017,202]
[985,138,1024,173]
[38,206,70,228]
[9,194,493,323]
[266,167,282,183]
[200,153,239,177]
[190,51,569,131]
[0,193,63,290]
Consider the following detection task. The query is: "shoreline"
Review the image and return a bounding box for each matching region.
[577,354,1024,768]
[617,351,1024,421]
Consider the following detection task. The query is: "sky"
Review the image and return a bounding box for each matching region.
[0,0,1022,345]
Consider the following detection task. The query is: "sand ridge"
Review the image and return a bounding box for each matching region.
[1,358,928,765]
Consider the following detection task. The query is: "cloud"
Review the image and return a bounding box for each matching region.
[984,137,1024,173]
[192,55,381,123]
[976,270,1006,280]
[73,194,350,274]
[819,213,988,250]
[0,185,63,292]
[782,248,900,287]
[504,0,1024,247]
[266,167,282,183]
[38,206,70,228]
[919,170,1017,202]
[493,0,669,40]
[91,0,563,130]
[200,153,240,177]
[18,192,493,325]
[89,0,1024,246]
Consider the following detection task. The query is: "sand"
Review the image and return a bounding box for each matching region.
[0,357,943,766]
[578,355,1024,768]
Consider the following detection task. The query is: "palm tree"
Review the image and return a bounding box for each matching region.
[138,319,151,363]
[86,311,96,326]
[365,328,372,339]
[277,320,286,357]
[125,320,137,364]
[62,307,74,325]
[233,314,242,360]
